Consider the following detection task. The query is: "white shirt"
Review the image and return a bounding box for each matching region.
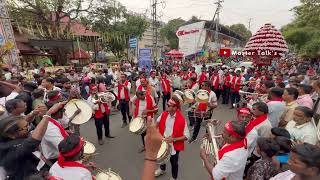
[149,77,160,92]
[0,91,19,106]
[191,83,199,92]
[270,170,295,180]
[44,86,62,102]
[58,114,70,129]
[286,120,318,145]
[212,144,248,180]
[156,112,190,155]
[136,79,141,88]
[41,121,65,159]
[267,101,286,127]
[255,117,272,138]
[246,128,259,155]
[119,82,131,100]
[131,95,156,117]
[171,75,182,89]
[209,90,218,107]
[49,162,92,180]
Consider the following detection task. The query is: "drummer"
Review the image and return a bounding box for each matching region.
[188,81,217,144]
[130,90,158,153]
[49,134,95,179]
[137,77,159,103]
[41,91,80,169]
[187,77,199,92]
[155,98,190,180]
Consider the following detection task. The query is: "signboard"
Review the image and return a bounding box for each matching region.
[176,21,206,57]
[129,37,137,48]
[138,48,152,71]
[0,0,19,65]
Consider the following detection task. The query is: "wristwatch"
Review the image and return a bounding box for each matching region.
[173,138,177,143]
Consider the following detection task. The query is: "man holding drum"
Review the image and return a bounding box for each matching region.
[188,81,218,144]
[155,98,190,180]
[130,90,158,153]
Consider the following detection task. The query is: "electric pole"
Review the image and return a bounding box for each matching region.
[214,0,223,50]
[151,0,165,63]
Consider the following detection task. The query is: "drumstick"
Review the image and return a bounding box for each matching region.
[74,102,80,110]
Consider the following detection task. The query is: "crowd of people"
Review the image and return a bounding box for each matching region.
[0,57,320,180]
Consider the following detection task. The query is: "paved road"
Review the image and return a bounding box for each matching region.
[81,103,237,180]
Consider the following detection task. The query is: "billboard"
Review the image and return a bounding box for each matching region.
[138,48,152,71]
[176,21,206,57]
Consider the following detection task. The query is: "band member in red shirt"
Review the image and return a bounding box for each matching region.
[222,69,232,105]
[210,70,222,100]
[160,74,172,111]
[230,70,244,109]
[189,67,197,79]
[155,98,190,180]
[198,67,208,85]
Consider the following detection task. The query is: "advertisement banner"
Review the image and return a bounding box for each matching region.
[176,21,206,57]
[138,48,152,71]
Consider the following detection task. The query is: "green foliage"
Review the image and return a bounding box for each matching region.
[281,0,320,57]
[160,18,186,49]
[226,24,252,41]
[85,0,149,58]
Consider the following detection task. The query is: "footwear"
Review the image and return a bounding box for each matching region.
[106,135,115,138]
[188,138,197,144]
[138,147,145,153]
[121,123,127,128]
[154,168,165,177]
[169,178,176,180]
[98,139,104,145]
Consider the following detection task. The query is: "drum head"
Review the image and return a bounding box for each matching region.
[157,141,168,159]
[129,117,144,133]
[197,90,209,102]
[65,99,93,125]
[174,90,184,97]
[96,171,122,180]
[84,141,96,154]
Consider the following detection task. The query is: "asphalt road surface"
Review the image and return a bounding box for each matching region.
[81,103,237,180]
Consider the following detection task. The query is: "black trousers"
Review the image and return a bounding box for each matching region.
[222,86,230,104]
[230,91,240,106]
[119,99,131,123]
[141,131,146,147]
[213,88,221,101]
[188,111,195,126]
[162,93,171,111]
[160,151,180,179]
[94,115,110,140]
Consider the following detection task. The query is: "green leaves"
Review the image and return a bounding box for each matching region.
[281,0,320,57]
[226,24,252,41]
[160,18,186,49]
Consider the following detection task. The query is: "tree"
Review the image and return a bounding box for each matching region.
[85,0,149,59]
[8,0,94,65]
[160,18,186,49]
[226,24,252,41]
[186,16,200,24]
[281,0,320,57]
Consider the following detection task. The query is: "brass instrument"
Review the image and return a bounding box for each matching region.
[92,92,116,104]
[201,120,222,164]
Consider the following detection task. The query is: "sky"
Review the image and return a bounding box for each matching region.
[117,0,301,33]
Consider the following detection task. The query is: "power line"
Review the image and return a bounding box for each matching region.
[151,0,165,62]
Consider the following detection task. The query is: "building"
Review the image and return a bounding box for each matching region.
[137,19,168,60]
[177,20,245,57]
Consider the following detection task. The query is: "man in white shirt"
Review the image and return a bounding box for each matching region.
[49,134,93,180]
[155,98,189,180]
[285,106,318,145]
[41,78,61,102]
[130,90,158,152]
[200,121,248,180]
[267,87,286,127]
[116,74,132,127]
[189,81,217,143]
[148,71,161,103]
[270,143,320,180]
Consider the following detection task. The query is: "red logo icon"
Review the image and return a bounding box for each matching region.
[219,48,231,57]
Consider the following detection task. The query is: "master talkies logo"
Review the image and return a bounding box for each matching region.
[219,48,231,57]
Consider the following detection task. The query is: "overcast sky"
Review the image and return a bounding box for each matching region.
[117,0,301,33]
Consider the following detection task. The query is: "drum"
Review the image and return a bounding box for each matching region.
[84,141,96,154]
[156,141,171,164]
[65,99,93,125]
[184,89,195,104]
[174,90,184,97]
[172,93,183,104]
[129,117,147,135]
[196,90,209,103]
[96,169,122,180]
